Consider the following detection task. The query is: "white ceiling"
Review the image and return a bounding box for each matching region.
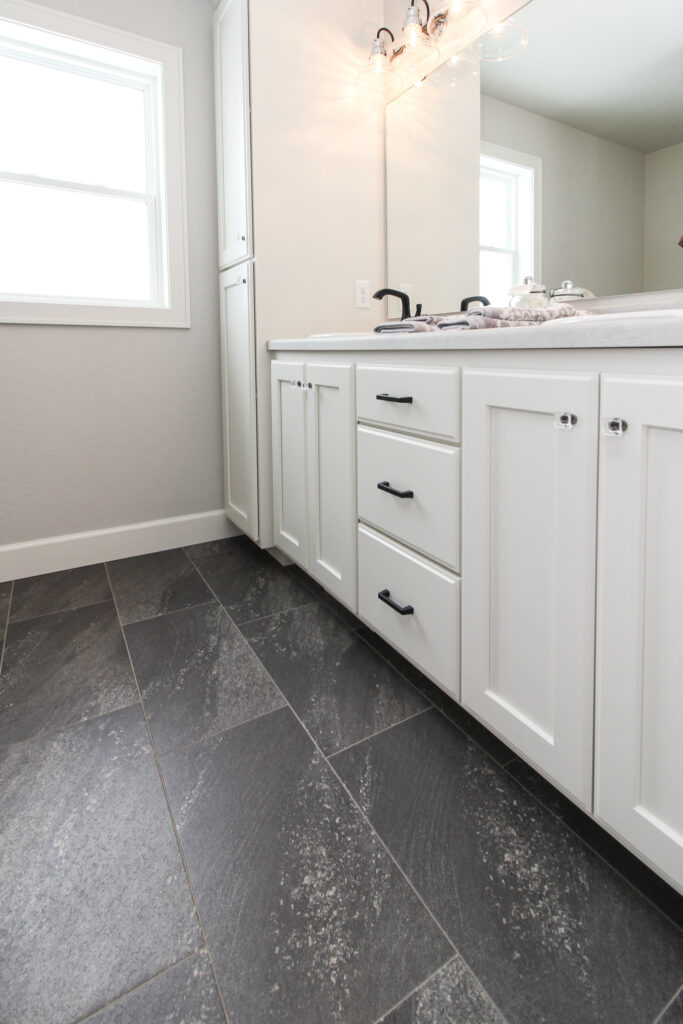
[479,0,683,153]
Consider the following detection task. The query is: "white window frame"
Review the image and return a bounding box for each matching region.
[0,0,190,327]
[480,141,542,302]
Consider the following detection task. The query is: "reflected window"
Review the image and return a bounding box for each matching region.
[479,144,539,305]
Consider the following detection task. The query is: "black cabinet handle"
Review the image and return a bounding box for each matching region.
[377,480,414,499]
[378,589,414,615]
[376,393,413,404]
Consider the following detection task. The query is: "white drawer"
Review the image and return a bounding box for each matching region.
[356,365,460,441]
[358,426,460,571]
[358,525,460,697]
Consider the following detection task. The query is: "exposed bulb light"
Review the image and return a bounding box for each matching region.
[439,1,487,42]
[355,27,401,97]
[396,0,439,75]
[472,18,529,61]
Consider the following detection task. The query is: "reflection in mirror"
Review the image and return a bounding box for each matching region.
[386,0,683,316]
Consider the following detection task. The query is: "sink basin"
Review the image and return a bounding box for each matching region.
[543,309,683,325]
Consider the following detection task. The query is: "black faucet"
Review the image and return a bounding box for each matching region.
[373,288,415,321]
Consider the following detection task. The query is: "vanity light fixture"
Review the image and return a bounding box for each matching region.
[395,0,440,75]
[471,18,529,61]
[355,27,401,96]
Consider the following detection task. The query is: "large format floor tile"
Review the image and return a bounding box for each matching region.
[0,705,202,1024]
[161,706,452,1024]
[378,956,507,1024]
[186,536,312,624]
[125,602,285,754]
[241,602,429,755]
[0,601,138,748]
[9,564,111,623]
[332,709,683,1024]
[86,951,225,1024]
[107,549,213,625]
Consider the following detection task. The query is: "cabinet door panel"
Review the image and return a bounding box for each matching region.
[595,375,683,891]
[271,361,307,565]
[306,364,357,611]
[461,369,599,809]
[215,0,251,268]
[219,265,258,539]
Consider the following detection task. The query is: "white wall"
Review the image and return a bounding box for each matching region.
[0,0,228,569]
[481,94,646,297]
[644,142,683,291]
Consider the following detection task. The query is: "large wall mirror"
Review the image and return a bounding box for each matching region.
[386,0,683,315]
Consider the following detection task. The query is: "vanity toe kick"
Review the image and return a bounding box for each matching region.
[358,525,460,697]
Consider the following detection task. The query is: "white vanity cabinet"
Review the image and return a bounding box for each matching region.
[595,375,683,889]
[356,364,461,696]
[271,360,357,610]
[461,369,600,809]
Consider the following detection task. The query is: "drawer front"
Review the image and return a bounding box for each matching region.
[357,365,460,441]
[358,525,460,697]
[358,426,460,571]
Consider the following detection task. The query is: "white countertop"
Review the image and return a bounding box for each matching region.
[268,312,683,352]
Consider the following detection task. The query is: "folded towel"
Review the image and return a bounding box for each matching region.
[374,318,440,333]
[437,315,515,330]
[468,303,593,322]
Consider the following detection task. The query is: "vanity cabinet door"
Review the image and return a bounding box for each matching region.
[220,266,258,540]
[461,369,599,809]
[595,375,683,892]
[305,363,357,610]
[215,0,251,268]
[271,360,307,565]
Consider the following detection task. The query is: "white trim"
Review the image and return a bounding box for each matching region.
[0,510,240,582]
[481,139,543,281]
[0,0,190,328]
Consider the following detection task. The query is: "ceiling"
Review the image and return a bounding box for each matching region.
[479,0,683,153]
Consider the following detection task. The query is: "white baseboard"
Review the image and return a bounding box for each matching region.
[0,510,241,583]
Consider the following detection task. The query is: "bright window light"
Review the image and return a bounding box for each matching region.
[0,0,189,327]
[479,146,539,306]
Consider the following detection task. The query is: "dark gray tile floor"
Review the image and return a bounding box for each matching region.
[1,536,682,1024]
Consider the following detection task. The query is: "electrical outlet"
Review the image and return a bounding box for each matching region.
[355,280,372,309]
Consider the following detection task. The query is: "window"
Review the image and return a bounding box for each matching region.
[0,0,189,326]
[479,142,541,307]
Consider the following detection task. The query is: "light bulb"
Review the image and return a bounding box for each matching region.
[356,32,401,97]
[397,4,440,75]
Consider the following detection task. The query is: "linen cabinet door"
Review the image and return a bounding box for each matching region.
[595,375,683,892]
[215,0,251,268]
[305,363,357,612]
[219,265,258,540]
[461,369,599,809]
[270,361,307,566]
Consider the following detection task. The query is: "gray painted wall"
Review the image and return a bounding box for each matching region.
[0,0,223,546]
[481,94,646,298]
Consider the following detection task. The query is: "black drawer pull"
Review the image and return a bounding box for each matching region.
[377,480,414,499]
[376,393,413,404]
[378,589,414,615]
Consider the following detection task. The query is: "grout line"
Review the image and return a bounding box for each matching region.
[72,949,205,1023]
[233,598,320,630]
[329,706,433,760]
[155,702,288,760]
[370,955,458,1024]
[0,579,14,676]
[651,982,683,1024]
[103,563,232,1024]
[119,597,219,629]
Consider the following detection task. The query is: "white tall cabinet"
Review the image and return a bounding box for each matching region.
[215,0,258,540]
[461,369,599,809]
[595,375,683,889]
